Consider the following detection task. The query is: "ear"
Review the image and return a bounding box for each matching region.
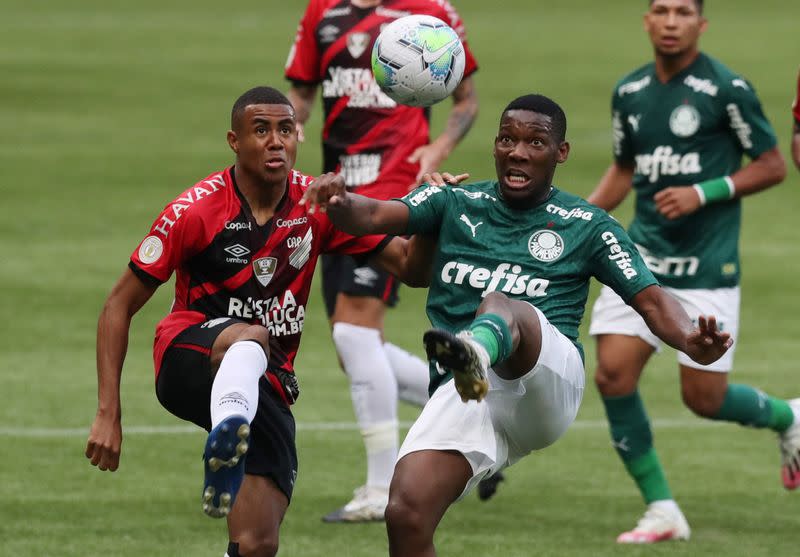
[227,130,238,154]
[698,16,708,36]
[556,141,570,164]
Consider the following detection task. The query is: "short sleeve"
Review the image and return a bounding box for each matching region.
[285,0,323,84]
[396,184,448,235]
[129,202,207,284]
[319,215,390,256]
[723,77,778,159]
[589,217,658,302]
[611,89,635,165]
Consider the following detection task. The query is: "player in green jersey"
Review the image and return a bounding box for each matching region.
[588,0,797,544]
[301,93,732,557]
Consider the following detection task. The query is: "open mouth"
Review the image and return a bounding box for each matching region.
[503,169,531,189]
[265,157,285,169]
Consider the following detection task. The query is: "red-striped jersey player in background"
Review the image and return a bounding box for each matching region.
[85,87,428,557]
[284,0,492,523]
[793,68,800,171]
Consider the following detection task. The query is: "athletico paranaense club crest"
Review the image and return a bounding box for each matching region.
[253,257,278,287]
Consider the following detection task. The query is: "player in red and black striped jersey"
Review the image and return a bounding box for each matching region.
[85,87,429,557]
[792,68,800,171]
[285,0,482,522]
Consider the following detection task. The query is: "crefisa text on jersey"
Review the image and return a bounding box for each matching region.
[227,290,305,337]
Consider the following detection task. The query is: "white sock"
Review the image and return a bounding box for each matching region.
[210,340,267,428]
[649,499,682,514]
[332,322,398,489]
[383,342,430,407]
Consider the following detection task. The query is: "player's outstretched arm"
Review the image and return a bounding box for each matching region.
[86,268,157,472]
[629,284,732,366]
[300,172,411,235]
[587,162,634,211]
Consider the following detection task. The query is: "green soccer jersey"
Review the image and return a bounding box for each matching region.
[612,52,777,288]
[400,181,658,394]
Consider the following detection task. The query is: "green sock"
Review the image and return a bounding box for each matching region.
[713,384,795,433]
[603,392,673,503]
[468,313,513,366]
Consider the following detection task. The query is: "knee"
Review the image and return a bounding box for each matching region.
[235,324,270,349]
[594,362,636,397]
[235,532,279,557]
[385,490,426,537]
[680,383,724,418]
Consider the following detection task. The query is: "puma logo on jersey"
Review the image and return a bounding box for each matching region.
[459,214,483,237]
[627,114,641,132]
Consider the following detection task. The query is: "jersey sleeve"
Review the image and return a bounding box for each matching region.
[129,202,207,284]
[588,216,658,302]
[320,218,391,256]
[610,89,635,165]
[433,0,478,78]
[396,184,448,235]
[793,68,800,125]
[284,0,323,84]
[723,76,778,159]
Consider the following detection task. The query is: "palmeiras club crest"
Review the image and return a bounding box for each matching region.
[347,32,370,59]
[253,257,278,287]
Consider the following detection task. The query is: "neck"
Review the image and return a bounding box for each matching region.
[233,163,287,223]
[503,184,553,210]
[654,47,700,82]
[351,0,381,8]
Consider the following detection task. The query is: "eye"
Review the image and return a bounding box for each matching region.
[281,126,293,135]
[256,126,267,135]
[499,136,513,145]
[530,138,544,147]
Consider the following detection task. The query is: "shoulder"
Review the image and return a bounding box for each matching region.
[545,189,604,224]
[405,0,467,29]
[613,63,655,100]
[694,53,756,98]
[449,181,499,203]
[163,168,232,216]
[308,0,342,21]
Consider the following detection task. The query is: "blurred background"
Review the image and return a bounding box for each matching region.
[1,1,798,555]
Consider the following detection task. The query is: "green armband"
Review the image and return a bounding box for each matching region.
[692,176,735,206]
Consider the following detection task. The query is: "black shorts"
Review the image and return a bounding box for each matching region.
[155,318,298,502]
[320,253,400,317]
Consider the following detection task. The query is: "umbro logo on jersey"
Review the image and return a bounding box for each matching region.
[225,244,250,258]
[346,32,370,59]
[319,24,340,44]
[253,257,278,287]
[459,214,483,237]
[201,317,232,329]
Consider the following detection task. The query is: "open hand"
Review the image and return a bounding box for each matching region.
[684,315,733,365]
[299,172,347,214]
[407,141,452,189]
[654,186,702,220]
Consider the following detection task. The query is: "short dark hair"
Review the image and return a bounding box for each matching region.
[502,94,567,142]
[649,0,703,14]
[231,86,293,128]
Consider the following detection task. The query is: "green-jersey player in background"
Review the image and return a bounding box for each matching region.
[588,0,798,544]
[301,93,732,557]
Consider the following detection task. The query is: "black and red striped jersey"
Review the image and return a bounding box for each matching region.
[129,166,388,399]
[285,0,478,199]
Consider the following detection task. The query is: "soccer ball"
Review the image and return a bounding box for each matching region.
[371,15,466,107]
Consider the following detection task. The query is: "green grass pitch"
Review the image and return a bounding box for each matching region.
[1,1,798,555]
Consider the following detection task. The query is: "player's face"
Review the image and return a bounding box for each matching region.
[644,0,707,57]
[228,104,298,186]
[493,110,569,207]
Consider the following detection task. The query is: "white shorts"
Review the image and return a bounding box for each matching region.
[397,307,585,499]
[589,285,740,372]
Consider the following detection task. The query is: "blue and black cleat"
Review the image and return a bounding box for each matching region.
[202,415,250,518]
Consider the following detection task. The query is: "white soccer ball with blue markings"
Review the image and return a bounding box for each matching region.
[371,14,466,107]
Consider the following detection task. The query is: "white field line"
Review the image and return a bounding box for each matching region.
[0,418,720,438]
